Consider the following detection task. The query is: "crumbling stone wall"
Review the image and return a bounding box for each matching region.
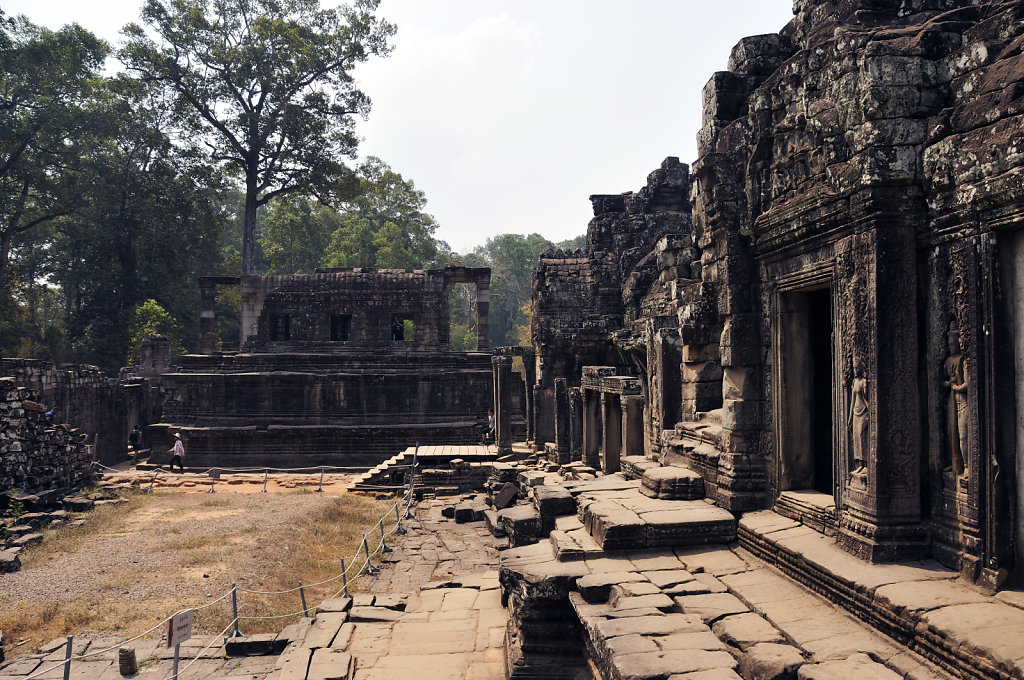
[523,0,1024,586]
[0,378,91,500]
[0,359,144,466]
[530,158,693,447]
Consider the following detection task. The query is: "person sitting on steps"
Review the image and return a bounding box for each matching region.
[481,409,495,444]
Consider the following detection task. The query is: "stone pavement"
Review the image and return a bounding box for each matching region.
[265,497,508,680]
[0,497,506,680]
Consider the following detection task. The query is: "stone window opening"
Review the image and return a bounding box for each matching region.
[330,314,351,342]
[270,315,290,342]
[392,316,414,342]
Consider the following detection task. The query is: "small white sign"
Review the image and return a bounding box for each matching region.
[167,610,193,648]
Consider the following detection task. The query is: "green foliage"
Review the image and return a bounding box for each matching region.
[128,299,184,364]
[473,233,556,347]
[322,157,447,270]
[259,197,337,275]
[7,496,24,521]
[120,0,395,275]
[0,15,108,296]
[43,74,225,370]
[449,323,478,352]
[214,246,242,350]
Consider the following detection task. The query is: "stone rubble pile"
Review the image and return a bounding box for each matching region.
[0,377,94,573]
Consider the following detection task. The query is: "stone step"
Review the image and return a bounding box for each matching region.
[621,455,660,480]
[640,465,705,500]
[579,490,735,551]
[550,529,603,562]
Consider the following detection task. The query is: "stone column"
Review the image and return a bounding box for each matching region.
[199,278,217,354]
[601,393,622,473]
[583,388,601,468]
[522,349,537,444]
[569,387,583,462]
[476,283,490,351]
[494,356,513,454]
[554,378,570,464]
[622,396,644,459]
[533,385,555,452]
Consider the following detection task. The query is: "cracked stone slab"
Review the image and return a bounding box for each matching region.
[597,613,707,639]
[613,649,737,679]
[675,592,750,624]
[739,642,806,680]
[712,612,787,651]
[797,653,902,680]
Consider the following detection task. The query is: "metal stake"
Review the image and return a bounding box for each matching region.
[148,470,158,493]
[262,468,269,493]
[379,519,391,553]
[62,635,73,680]
[362,534,380,575]
[208,474,216,493]
[230,583,242,637]
[171,643,180,680]
[340,558,350,598]
[299,581,308,616]
[395,503,407,534]
[315,465,324,492]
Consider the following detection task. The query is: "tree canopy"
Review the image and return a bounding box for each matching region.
[0,15,107,288]
[120,0,395,275]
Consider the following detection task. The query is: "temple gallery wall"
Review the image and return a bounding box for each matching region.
[489,0,1024,590]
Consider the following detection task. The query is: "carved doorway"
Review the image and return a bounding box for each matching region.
[776,285,834,495]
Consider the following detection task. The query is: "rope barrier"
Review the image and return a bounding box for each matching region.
[24,456,415,680]
[19,487,415,680]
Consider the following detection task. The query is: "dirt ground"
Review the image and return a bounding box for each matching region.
[0,486,394,660]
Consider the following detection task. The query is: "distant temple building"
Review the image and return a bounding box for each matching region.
[150,265,513,468]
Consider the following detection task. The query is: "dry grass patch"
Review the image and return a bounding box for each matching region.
[0,489,395,658]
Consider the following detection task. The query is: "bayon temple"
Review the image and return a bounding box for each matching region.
[5,0,1024,679]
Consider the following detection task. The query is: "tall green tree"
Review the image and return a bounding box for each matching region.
[120,0,395,276]
[474,233,554,347]
[259,196,338,274]
[46,75,225,369]
[322,157,449,270]
[0,15,107,289]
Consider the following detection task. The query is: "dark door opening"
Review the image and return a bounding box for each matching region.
[778,285,834,494]
[661,340,682,430]
[808,288,834,494]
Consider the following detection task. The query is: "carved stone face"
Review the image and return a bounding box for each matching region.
[947,330,960,356]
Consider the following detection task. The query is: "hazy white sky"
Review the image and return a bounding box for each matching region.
[4,0,795,253]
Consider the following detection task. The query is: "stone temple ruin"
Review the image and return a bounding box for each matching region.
[150,265,508,468]
[5,1,1024,679]
[492,0,1024,596]
[476,2,1024,679]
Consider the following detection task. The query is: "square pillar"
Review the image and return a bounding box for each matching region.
[569,387,583,462]
[554,378,570,464]
[522,349,536,443]
[199,279,217,354]
[492,355,513,454]
[622,396,644,458]
[601,393,622,473]
[533,385,554,452]
[583,388,601,468]
[476,284,490,351]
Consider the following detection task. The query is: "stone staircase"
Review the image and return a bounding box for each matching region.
[346,445,504,495]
